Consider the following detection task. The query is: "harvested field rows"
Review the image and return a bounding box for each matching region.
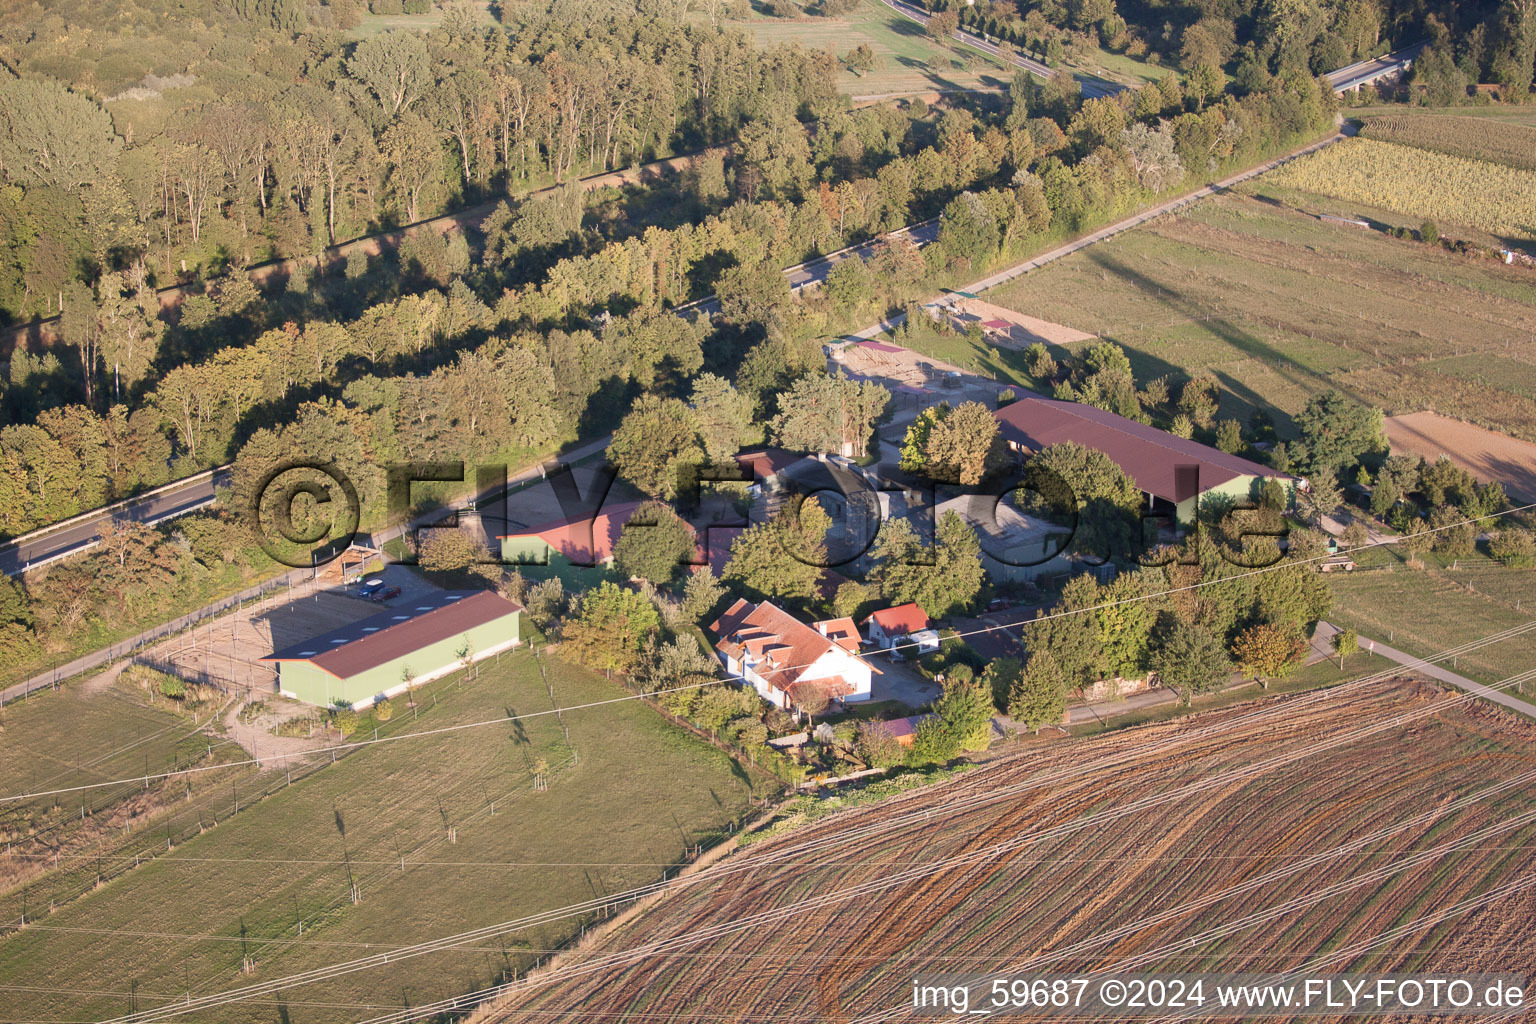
[1358,114,1536,172]
[1385,411,1536,502]
[476,680,1536,1023]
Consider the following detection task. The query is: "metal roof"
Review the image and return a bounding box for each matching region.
[261,590,522,680]
[994,396,1289,504]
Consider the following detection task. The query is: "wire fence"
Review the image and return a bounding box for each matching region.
[1,569,317,708]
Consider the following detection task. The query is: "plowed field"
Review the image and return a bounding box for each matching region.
[474,679,1536,1023]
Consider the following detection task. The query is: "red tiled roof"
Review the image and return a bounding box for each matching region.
[735,448,803,483]
[863,603,930,635]
[994,396,1289,504]
[813,617,861,653]
[499,501,701,568]
[711,598,869,697]
[262,591,522,679]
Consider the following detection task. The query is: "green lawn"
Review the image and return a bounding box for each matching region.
[1326,553,1536,689]
[979,188,1536,442]
[0,650,763,1023]
[729,0,1010,97]
[727,0,1168,98]
[348,0,493,38]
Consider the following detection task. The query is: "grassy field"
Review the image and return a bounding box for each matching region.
[727,0,1010,97]
[0,650,763,1023]
[0,679,224,836]
[348,0,493,38]
[726,0,1169,97]
[477,679,1536,1021]
[1326,547,1536,690]
[977,189,1536,441]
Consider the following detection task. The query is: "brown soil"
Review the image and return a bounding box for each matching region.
[474,679,1536,1023]
[1385,411,1536,502]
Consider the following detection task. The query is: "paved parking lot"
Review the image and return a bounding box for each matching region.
[870,656,941,708]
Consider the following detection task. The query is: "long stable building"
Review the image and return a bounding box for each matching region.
[261,590,522,708]
[994,396,1299,523]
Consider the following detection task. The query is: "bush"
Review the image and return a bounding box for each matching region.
[856,720,905,769]
[1333,628,1359,657]
[1489,528,1536,568]
[374,699,393,722]
[159,676,186,700]
[330,708,359,736]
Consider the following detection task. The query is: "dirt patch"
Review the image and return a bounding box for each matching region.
[1384,411,1536,502]
[135,584,406,697]
[944,296,1097,347]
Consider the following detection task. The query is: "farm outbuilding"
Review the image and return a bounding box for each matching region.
[260,590,523,708]
[994,396,1299,524]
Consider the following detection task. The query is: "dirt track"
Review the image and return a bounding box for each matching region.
[473,679,1536,1023]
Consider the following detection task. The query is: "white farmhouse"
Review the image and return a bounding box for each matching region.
[710,598,875,710]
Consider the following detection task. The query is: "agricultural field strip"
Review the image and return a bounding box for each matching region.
[110,639,1536,1024]
[1143,878,1536,1024]
[221,748,582,992]
[848,810,1536,1024]
[457,677,1536,1011]
[1357,115,1536,172]
[1133,219,1536,343]
[1093,206,1536,337]
[377,760,1536,1024]
[13,502,1536,816]
[1162,229,1536,338]
[3,701,239,833]
[1263,138,1536,239]
[2,664,575,938]
[449,682,1536,1024]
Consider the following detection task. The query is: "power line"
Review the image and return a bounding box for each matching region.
[102,652,1536,1024]
[6,500,1532,809]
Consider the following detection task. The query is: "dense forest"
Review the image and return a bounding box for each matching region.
[0,0,1382,672]
[915,0,1533,104]
[0,0,837,326]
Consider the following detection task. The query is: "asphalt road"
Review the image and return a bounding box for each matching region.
[679,217,942,316]
[877,0,1121,99]
[1324,42,1426,92]
[0,468,230,577]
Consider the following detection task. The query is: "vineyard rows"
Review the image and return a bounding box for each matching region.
[475,681,1536,1022]
[1359,114,1536,172]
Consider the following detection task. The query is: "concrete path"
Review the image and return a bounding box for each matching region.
[1315,621,1536,718]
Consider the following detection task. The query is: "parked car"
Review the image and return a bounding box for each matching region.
[367,585,401,603]
[358,578,385,597]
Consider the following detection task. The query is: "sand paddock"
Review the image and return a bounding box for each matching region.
[1385,411,1536,502]
[946,297,1096,347]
